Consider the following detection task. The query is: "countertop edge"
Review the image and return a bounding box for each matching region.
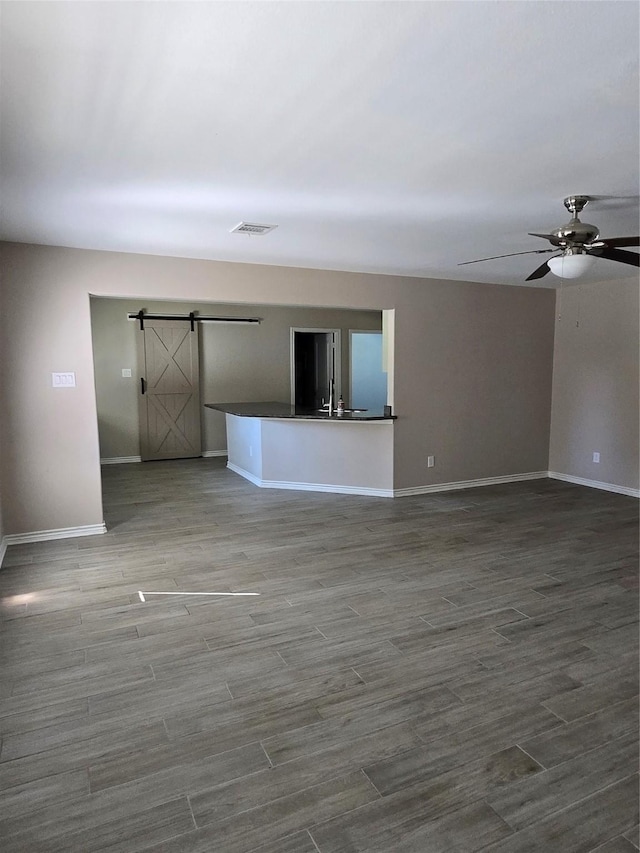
[204,402,397,421]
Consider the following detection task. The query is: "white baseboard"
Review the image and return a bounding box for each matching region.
[227,462,262,486]
[3,523,107,546]
[548,471,640,498]
[227,462,393,498]
[394,471,548,498]
[1,469,634,561]
[101,453,228,463]
[228,465,633,500]
[262,480,394,498]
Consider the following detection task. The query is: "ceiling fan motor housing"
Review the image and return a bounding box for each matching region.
[552,218,600,246]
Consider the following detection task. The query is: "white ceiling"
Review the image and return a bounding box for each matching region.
[1,1,638,286]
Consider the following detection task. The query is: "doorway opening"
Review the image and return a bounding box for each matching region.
[290,328,341,409]
[91,298,387,468]
[349,330,387,412]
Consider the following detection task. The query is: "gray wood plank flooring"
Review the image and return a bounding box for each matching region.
[1,457,638,852]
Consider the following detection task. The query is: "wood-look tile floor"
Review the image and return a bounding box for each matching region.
[1,458,638,852]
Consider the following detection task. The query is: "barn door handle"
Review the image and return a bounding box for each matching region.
[141,377,146,395]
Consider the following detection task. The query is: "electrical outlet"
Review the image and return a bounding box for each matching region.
[52,372,76,388]
[592,452,600,463]
[427,455,435,468]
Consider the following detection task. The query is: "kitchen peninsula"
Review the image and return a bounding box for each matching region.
[205,402,396,497]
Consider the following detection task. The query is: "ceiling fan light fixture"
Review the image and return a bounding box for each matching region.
[459,195,639,280]
[548,251,596,279]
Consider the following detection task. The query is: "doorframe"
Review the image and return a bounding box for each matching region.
[290,327,342,405]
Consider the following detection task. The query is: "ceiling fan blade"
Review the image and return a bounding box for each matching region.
[525,260,553,281]
[592,247,640,267]
[586,195,640,209]
[458,248,555,266]
[528,232,561,242]
[599,236,640,248]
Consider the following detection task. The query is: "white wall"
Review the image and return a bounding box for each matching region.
[261,420,394,493]
[225,415,263,479]
[225,415,394,495]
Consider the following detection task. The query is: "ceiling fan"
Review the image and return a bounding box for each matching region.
[460,196,640,281]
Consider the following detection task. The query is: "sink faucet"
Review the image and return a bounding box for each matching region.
[328,379,334,416]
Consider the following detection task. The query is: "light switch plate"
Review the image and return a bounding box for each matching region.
[52,372,76,388]
[122,368,132,378]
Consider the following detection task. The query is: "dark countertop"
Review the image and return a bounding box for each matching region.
[205,401,396,421]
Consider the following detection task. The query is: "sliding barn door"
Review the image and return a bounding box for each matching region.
[138,320,201,461]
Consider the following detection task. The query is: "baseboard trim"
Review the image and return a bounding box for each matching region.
[227,462,262,486]
[548,471,640,498]
[101,453,229,463]
[1,469,634,559]
[4,523,108,546]
[394,471,549,498]
[261,480,394,498]
[227,462,393,498]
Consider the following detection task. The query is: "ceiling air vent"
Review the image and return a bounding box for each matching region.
[230,222,278,235]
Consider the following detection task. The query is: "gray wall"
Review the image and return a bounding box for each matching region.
[90,297,382,459]
[549,276,640,491]
[0,241,555,536]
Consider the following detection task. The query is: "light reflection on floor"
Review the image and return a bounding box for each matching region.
[2,592,39,606]
[137,590,260,602]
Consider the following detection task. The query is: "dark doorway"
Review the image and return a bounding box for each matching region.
[291,329,340,409]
